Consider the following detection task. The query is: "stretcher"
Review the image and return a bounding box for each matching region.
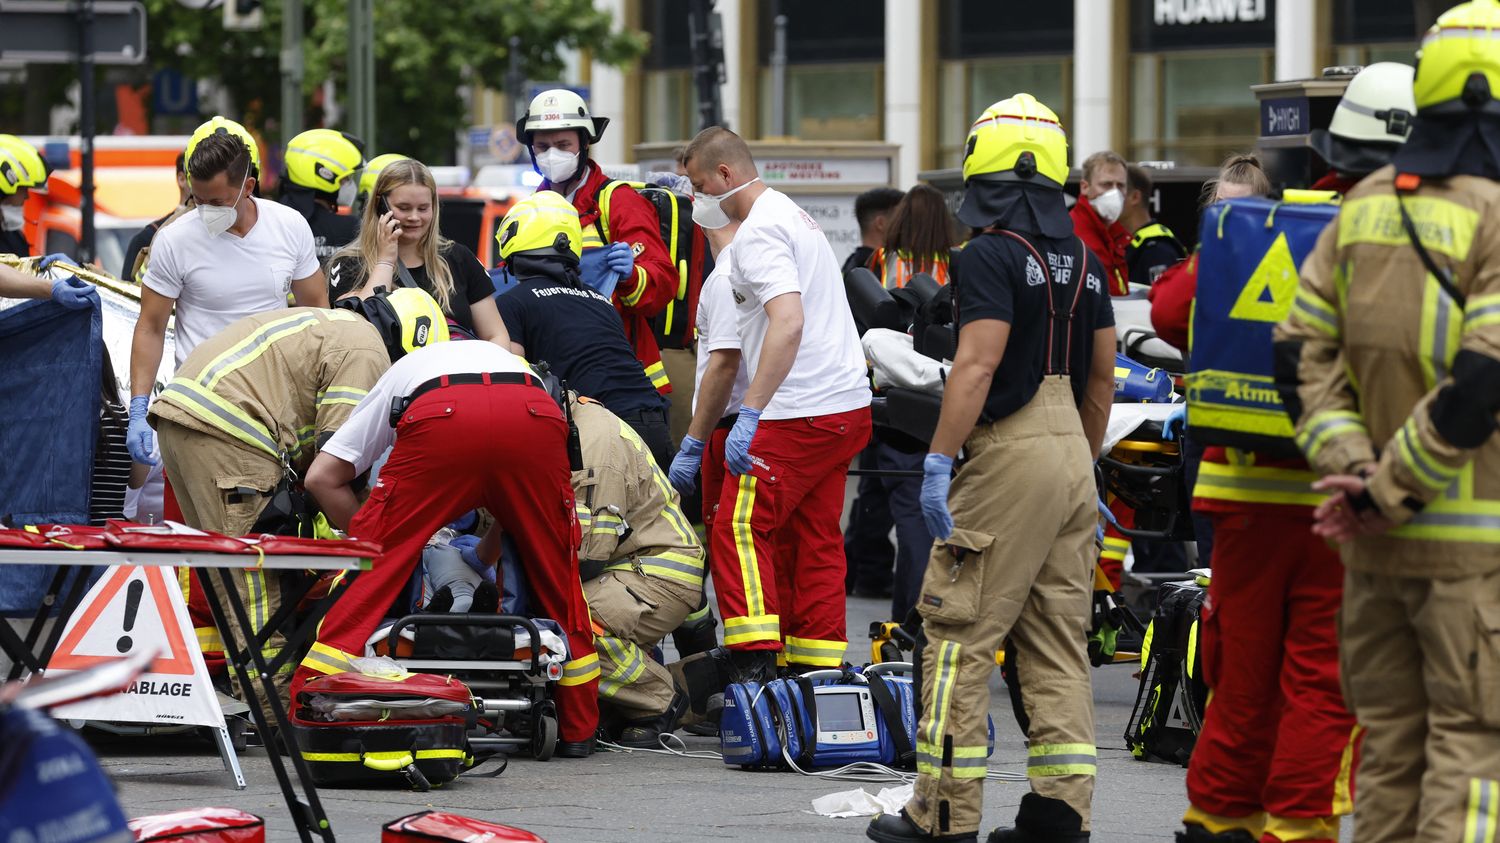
[0,523,374,843]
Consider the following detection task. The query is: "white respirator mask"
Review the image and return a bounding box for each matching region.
[692,177,761,230]
[535,148,580,184]
[0,204,22,232]
[199,176,249,238]
[1091,188,1124,224]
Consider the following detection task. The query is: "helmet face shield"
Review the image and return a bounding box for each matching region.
[285,128,366,193]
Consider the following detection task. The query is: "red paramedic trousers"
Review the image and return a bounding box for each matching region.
[290,382,600,742]
[709,406,870,667]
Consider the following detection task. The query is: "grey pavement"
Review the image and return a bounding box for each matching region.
[98,594,1205,842]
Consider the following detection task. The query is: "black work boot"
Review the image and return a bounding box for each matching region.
[1176,824,1257,843]
[987,793,1088,842]
[866,811,977,842]
[670,600,719,658]
[705,649,778,725]
[554,738,596,758]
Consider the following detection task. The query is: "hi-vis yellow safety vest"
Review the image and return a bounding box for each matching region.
[1185,191,1339,456]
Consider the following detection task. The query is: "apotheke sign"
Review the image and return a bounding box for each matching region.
[1154,0,1268,26]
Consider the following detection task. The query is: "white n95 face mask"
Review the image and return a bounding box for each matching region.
[535,148,580,184]
[199,176,248,237]
[692,177,761,230]
[1092,188,1124,224]
[0,204,22,232]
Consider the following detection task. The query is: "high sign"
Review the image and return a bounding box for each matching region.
[0,1,147,65]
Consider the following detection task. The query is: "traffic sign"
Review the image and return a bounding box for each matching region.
[0,0,147,65]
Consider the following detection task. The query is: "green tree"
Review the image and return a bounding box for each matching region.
[141,0,646,163]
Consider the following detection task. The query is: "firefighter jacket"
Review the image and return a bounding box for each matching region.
[544,163,677,393]
[150,307,390,475]
[569,394,705,590]
[1275,165,1500,577]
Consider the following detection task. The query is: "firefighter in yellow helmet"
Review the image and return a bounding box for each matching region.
[279,128,365,266]
[0,134,47,256]
[867,93,1117,843]
[1274,2,1500,840]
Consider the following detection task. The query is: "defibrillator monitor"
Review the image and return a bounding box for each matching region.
[813,686,879,745]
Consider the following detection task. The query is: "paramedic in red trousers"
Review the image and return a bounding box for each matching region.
[867,93,1116,843]
[296,229,601,755]
[681,126,872,685]
[1070,150,1131,297]
[517,89,679,425]
[1178,63,1416,843]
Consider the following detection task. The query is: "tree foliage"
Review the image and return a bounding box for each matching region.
[141,0,646,163]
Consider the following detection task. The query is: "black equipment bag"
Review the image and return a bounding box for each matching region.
[1124,579,1208,767]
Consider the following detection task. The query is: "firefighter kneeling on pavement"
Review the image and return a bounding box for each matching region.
[867,92,1116,843]
[1276,2,1500,839]
[566,387,705,748]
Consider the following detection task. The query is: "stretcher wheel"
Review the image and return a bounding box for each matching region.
[227,718,248,753]
[532,714,558,761]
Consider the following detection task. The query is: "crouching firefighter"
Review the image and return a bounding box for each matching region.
[866,93,1117,843]
[297,199,601,758]
[557,383,706,748]
[149,292,438,718]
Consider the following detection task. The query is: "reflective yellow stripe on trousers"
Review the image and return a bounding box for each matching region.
[917,640,962,779]
[723,472,778,644]
[1467,778,1500,843]
[783,636,846,667]
[559,651,600,686]
[1026,742,1097,778]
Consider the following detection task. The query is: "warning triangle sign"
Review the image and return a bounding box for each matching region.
[1228,231,1300,323]
[47,565,226,729]
[50,566,193,675]
[1165,683,1195,731]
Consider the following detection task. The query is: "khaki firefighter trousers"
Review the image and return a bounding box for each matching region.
[1340,566,1500,843]
[158,419,290,718]
[585,567,699,721]
[904,377,1098,837]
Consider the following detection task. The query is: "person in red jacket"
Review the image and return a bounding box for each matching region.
[516,89,678,406]
[1178,63,1416,843]
[1070,150,1131,296]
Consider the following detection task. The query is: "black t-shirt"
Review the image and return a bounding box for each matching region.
[496,277,668,416]
[306,204,360,267]
[0,228,30,259]
[955,231,1116,421]
[842,245,875,276]
[1127,232,1186,287]
[329,242,493,334]
[121,214,169,280]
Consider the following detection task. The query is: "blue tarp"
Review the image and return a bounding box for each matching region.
[0,298,102,614]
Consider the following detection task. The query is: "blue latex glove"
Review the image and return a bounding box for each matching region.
[577,247,620,299]
[668,435,705,495]
[724,407,762,476]
[37,253,70,273]
[604,242,635,279]
[920,453,955,540]
[50,275,98,310]
[127,396,157,465]
[450,534,497,584]
[1162,404,1187,441]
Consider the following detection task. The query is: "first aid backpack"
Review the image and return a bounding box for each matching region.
[381,811,544,842]
[1124,577,1210,767]
[597,179,709,350]
[290,669,478,791]
[1186,193,1339,456]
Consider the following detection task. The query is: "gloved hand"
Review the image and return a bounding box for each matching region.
[127,396,157,465]
[37,253,70,273]
[668,435,705,494]
[920,453,955,540]
[724,407,762,476]
[577,248,621,299]
[1162,404,1187,441]
[450,534,497,584]
[604,242,635,279]
[50,275,98,310]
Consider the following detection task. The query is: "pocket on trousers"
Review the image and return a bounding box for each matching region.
[915,528,993,626]
[1474,604,1500,727]
[216,476,276,535]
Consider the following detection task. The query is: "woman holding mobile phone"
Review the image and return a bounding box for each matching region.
[328,158,508,344]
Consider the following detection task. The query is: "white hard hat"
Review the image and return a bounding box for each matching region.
[515,88,609,145]
[1310,63,1416,175]
[1328,63,1417,144]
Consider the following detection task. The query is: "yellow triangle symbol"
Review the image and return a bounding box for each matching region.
[1228,231,1300,322]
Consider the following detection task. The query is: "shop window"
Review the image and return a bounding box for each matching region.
[642,70,696,143]
[1130,51,1267,166]
[937,58,1070,168]
[759,64,882,141]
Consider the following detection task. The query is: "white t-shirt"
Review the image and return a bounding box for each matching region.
[322,341,534,475]
[143,198,320,365]
[730,188,870,420]
[693,243,748,418]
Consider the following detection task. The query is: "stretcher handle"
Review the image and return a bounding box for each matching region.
[864,661,915,678]
[1096,455,1176,477]
[387,613,544,674]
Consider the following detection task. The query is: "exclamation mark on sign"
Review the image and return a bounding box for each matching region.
[117,579,144,653]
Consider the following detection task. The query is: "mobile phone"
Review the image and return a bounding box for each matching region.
[376,195,390,217]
